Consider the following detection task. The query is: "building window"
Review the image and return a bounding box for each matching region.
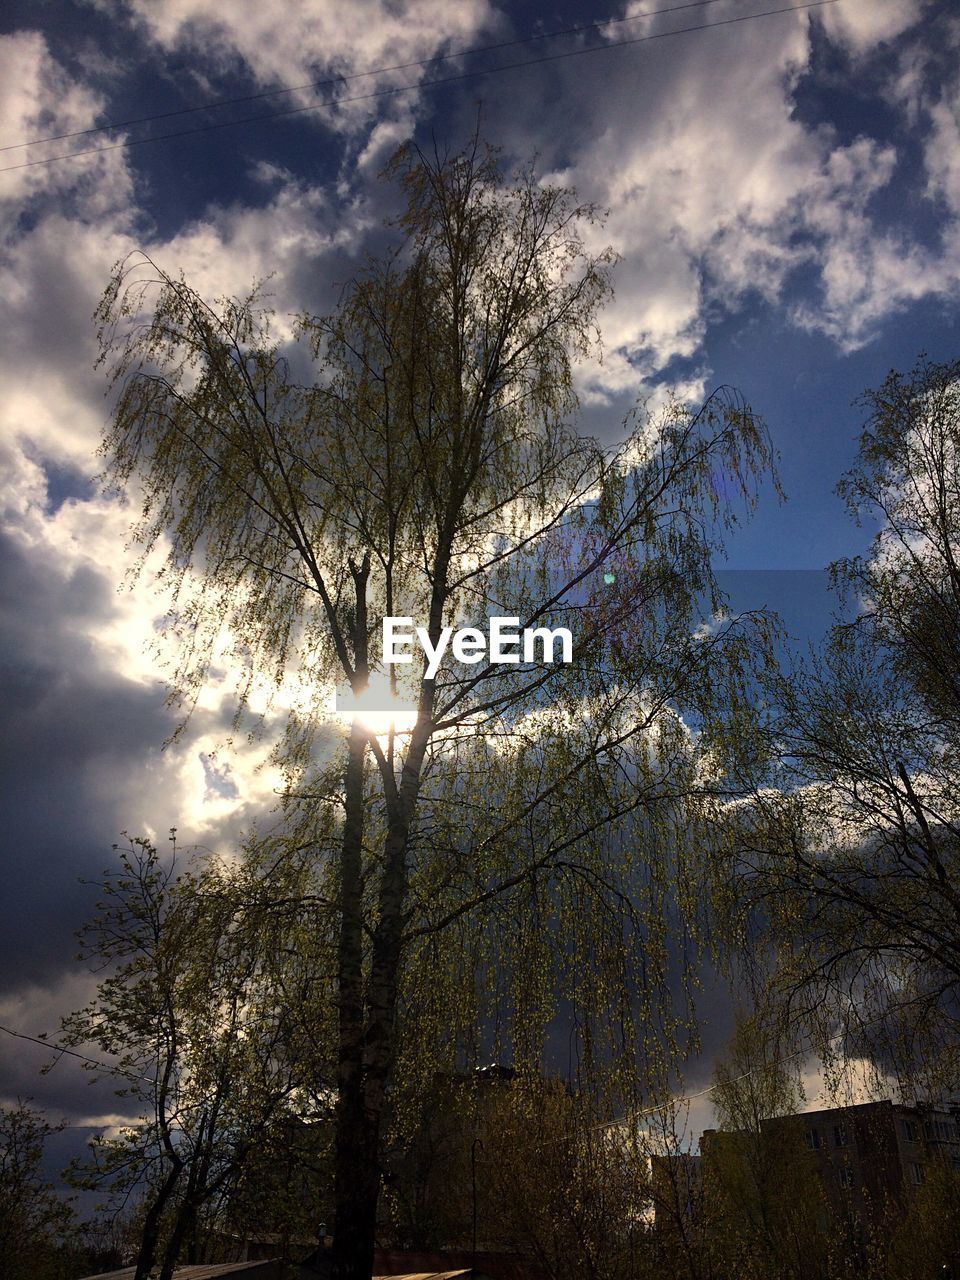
[806,1128,821,1150]
[902,1119,919,1143]
[833,1123,848,1148]
[838,1167,853,1190]
[910,1163,925,1186]
[922,1118,957,1143]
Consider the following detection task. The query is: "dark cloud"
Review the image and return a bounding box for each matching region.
[0,529,174,996]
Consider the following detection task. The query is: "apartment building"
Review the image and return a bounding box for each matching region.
[697,1097,960,1225]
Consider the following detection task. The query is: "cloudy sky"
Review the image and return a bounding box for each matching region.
[2,0,959,1158]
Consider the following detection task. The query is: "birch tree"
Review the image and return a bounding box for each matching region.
[96,136,777,1279]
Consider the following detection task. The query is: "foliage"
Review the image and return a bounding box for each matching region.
[485,1076,653,1280]
[875,1157,960,1279]
[0,1100,77,1280]
[710,1009,804,1132]
[704,1014,828,1280]
[382,1067,653,1280]
[62,834,327,1280]
[722,355,960,1095]
[96,134,778,1278]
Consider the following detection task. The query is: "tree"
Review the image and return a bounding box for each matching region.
[704,1013,828,1280]
[382,1066,652,1279]
[0,1100,76,1280]
[479,1075,651,1280]
[96,135,777,1279]
[64,835,320,1280]
[724,355,960,1092]
[645,1099,713,1280]
[878,1156,960,1279]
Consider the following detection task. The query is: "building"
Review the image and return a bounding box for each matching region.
[644,1099,960,1275]
[649,1151,704,1232]
[701,1098,960,1221]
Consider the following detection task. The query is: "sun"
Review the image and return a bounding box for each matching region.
[334,674,418,736]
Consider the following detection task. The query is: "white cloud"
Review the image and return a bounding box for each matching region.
[785,138,956,350]
[797,1054,893,1110]
[0,31,133,226]
[150,173,373,317]
[819,0,925,55]
[1,218,135,467]
[550,7,820,390]
[0,43,341,897]
[926,90,960,214]
[100,0,500,136]
[547,0,960,397]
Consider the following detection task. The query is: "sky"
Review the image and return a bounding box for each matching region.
[1,0,960,1173]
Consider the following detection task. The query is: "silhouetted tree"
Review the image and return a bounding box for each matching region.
[726,355,960,1091]
[97,134,777,1279]
[64,836,319,1280]
[0,1100,76,1280]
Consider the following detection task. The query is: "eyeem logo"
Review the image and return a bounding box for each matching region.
[383,617,573,680]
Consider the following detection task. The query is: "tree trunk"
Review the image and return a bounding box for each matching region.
[330,1092,382,1280]
[330,709,373,1278]
[159,1199,196,1280]
[331,559,381,1280]
[134,1158,182,1280]
[329,745,430,1277]
[329,550,445,1278]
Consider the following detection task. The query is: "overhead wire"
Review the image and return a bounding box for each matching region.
[0,0,741,153]
[0,0,841,175]
[0,1021,155,1086]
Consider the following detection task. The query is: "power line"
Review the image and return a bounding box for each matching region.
[0,0,841,176]
[0,1022,155,1086]
[0,0,734,154]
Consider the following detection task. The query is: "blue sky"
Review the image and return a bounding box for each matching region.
[1,0,959,1147]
